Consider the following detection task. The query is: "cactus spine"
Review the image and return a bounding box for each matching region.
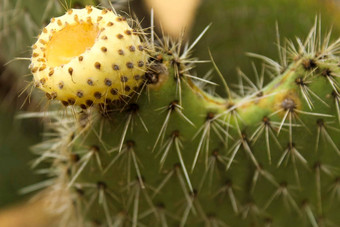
[27,6,340,227]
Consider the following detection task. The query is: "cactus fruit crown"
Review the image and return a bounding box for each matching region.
[30,6,148,107]
[26,5,340,227]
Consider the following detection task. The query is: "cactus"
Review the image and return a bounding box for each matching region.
[192,0,340,90]
[20,4,340,227]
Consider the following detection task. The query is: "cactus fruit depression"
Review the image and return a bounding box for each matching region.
[26,5,340,227]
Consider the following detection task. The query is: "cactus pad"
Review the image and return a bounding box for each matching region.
[26,6,340,227]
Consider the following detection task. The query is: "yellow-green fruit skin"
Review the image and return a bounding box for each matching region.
[30,6,148,107]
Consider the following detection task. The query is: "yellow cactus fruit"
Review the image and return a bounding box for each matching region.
[30,6,148,108]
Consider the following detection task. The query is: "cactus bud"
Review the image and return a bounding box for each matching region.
[30,6,148,107]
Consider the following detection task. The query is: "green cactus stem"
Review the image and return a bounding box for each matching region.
[25,6,340,227]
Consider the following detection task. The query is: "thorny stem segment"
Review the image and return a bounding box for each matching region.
[26,15,340,227]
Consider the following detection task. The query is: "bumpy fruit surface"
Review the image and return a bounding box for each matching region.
[30,6,148,108]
